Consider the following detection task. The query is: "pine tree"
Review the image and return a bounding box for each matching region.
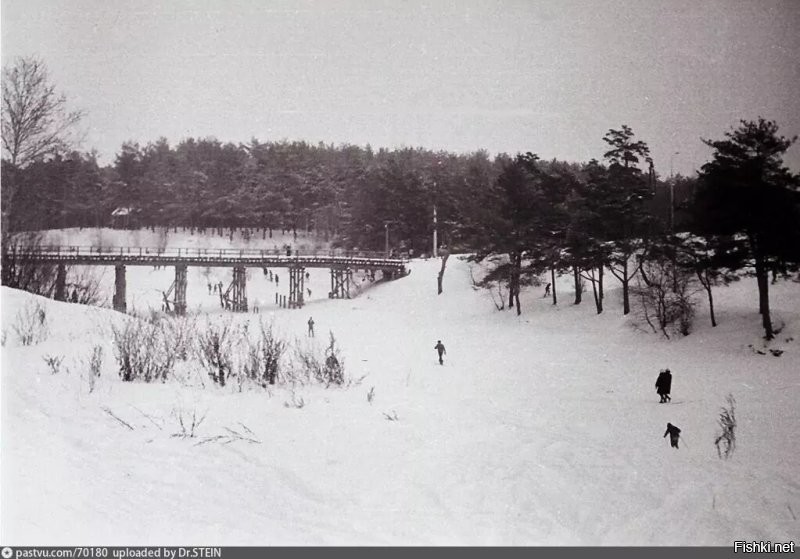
[692,118,800,340]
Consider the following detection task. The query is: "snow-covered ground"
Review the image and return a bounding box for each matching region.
[1,229,798,545]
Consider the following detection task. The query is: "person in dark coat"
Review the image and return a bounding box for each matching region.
[664,423,681,449]
[434,340,446,365]
[655,368,672,403]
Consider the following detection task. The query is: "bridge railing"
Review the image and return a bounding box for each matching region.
[15,245,409,263]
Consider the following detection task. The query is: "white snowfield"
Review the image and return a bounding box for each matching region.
[1,232,798,545]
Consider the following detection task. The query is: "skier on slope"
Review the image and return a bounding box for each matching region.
[434,340,447,365]
[655,368,672,403]
[664,423,681,449]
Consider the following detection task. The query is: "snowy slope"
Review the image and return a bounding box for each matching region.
[1,243,798,545]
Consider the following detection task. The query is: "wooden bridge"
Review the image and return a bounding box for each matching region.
[12,246,408,314]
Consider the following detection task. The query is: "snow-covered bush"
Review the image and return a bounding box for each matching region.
[171,406,207,438]
[89,344,104,378]
[633,260,697,338]
[715,394,737,459]
[242,320,286,387]
[68,266,105,306]
[196,320,236,387]
[322,332,345,385]
[13,300,49,345]
[292,342,320,385]
[43,354,64,375]
[111,317,176,382]
[292,331,346,387]
[2,232,58,297]
[162,313,196,361]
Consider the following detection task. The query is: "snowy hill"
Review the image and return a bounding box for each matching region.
[1,250,798,545]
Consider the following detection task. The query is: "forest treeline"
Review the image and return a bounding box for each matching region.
[1,134,691,251]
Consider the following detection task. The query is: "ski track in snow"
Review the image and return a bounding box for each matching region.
[1,228,799,545]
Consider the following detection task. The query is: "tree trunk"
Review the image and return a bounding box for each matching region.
[551,266,557,305]
[573,266,582,305]
[754,253,774,339]
[599,265,604,301]
[508,268,515,309]
[622,261,630,315]
[756,263,767,315]
[513,252,522,315]
[589,269,602,314]
[706,284,717,328]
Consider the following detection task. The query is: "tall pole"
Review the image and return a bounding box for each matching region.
[384,222,389,257]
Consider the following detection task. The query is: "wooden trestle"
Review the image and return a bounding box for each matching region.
[329,267,352,299]
[288,266,305,308]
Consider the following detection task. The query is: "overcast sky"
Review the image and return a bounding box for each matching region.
[2,0,798,175]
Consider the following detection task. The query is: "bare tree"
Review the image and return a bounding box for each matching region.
[2,56,84,168]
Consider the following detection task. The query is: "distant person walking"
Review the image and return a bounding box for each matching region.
[308,317,315,337]
[664,423,681,449]
[655,369,672,403]
[544,283,551,297]
[434,340,446,365]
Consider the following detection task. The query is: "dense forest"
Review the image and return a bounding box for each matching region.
[2,134,693,252]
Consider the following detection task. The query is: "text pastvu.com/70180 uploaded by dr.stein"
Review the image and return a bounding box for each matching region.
[2,548,222,559]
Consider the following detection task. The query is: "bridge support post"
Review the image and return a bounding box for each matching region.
[329,267,352,299]
[231,266,248,312]
[54,263,67,301]
[174,265,187,315]
[288,266,305,308]
[113,264,127,313]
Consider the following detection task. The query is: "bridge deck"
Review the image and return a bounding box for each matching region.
[13,246,408,271]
